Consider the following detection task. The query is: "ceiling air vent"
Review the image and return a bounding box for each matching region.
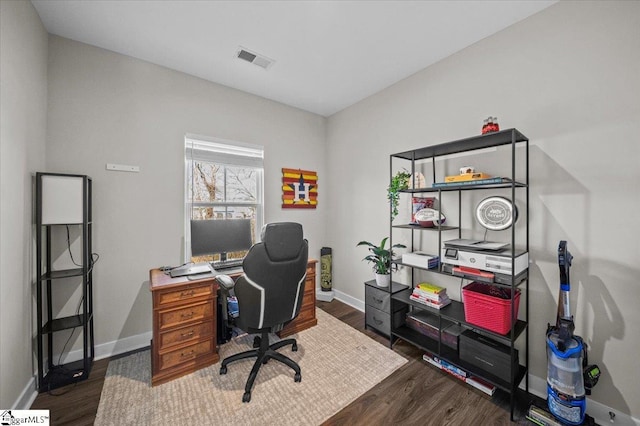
[236,47,275,70]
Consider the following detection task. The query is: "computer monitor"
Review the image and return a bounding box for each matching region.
[190,219,253,260]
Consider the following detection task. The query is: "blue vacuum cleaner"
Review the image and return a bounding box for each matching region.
[543,241,600,425]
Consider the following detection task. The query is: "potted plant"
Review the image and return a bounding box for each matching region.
[387,170,411,221]
[357,237,406,287]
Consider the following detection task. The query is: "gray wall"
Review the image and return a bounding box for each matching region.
[44,36,326,360]
[0,0,48,409]
[326,1,640,419]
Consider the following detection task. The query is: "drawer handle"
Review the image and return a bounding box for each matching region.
[373,297,384,304]
[180,350,195,359]
[181,311,195,320]
[180,290,195,298]
[180,330,195,339]
[372,316,383,325]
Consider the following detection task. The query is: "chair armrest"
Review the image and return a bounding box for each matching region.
[215,274,235,291]
[216,274,239,322]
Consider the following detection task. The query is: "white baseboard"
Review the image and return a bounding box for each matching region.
[13,377,38,410]
[333,289,364,312]
[316,289,335,302]
[57,331,152,364]
[587,399,640,426]
[24,331,152,409]
[93,331,152,361]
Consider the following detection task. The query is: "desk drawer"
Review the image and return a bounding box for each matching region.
[159,338,215,370]
[159,321,214,350]
[365,286,391,313]
[158,301,213,331]
[157,282,213,306]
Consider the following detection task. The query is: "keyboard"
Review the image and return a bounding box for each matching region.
[212,259,243,271]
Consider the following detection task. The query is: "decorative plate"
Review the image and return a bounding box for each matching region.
[475,196,517,230]
[414,208,446,228]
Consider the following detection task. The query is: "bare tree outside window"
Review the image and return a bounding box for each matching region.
[187,159,262,262]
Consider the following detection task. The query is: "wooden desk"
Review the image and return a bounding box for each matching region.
[149,259,317,386]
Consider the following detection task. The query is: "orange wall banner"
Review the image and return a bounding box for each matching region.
[282,168,317,209]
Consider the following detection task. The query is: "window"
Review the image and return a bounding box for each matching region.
[185,135,264,262]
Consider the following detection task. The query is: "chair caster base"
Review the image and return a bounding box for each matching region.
[242,391,251,403]
[294,373,301,382]
[292,343,298,352]
[219,366,227,375]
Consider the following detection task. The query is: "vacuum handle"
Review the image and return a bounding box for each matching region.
[557,240,573,321]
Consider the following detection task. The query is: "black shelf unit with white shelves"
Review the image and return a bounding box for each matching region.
[35,172,95,392]
[387,128,529,420]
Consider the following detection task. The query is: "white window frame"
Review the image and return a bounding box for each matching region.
[184,134,264,262]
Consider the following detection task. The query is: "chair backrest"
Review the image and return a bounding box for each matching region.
[234,222,309,331]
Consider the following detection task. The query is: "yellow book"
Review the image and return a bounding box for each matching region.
[417,282,445,294]
[444,172,492,183]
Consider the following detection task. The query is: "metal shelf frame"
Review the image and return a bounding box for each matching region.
[387,128,529,420]
[35,172,95,392]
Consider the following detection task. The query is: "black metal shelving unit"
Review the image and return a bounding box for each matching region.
[387,129,529,420]
[36,172,94,392]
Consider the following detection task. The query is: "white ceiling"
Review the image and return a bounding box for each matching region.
[31,0,556,117]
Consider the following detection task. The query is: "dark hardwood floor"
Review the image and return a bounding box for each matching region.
[31,299,539,425]
[317,300,538,426]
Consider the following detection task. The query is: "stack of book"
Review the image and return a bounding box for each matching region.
[465,376,497,396]
[444,172,493,183]
[409,282,451,309]
[432,176,508,188]
[422,352,496,396]
[423,352,467,381]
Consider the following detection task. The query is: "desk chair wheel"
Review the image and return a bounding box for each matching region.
[294,372,301,382]
[253,336,261,348]
[219,366,227,375]
[292,342,298,352]
[242,391,251,403]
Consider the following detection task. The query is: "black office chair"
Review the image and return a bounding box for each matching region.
[216,222,308,403]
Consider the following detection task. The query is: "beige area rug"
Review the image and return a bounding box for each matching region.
[95,309,407,425]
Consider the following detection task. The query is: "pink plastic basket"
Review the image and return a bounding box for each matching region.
[462,282,521,335]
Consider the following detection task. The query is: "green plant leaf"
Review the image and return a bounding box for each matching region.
[357,236,405,274]
[387,170,411,221]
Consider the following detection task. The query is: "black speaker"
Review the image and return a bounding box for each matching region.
[217,296,232,344]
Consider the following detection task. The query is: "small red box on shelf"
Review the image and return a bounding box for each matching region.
[462,282,520,335]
